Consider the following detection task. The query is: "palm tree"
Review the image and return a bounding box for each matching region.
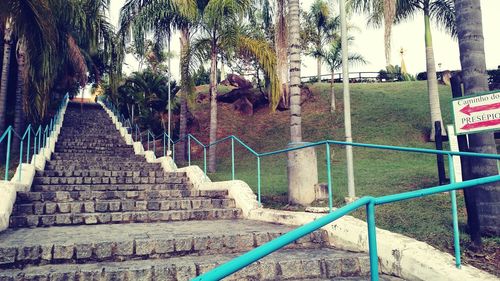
[193,0,252,173]
[349,0,397,66]
[321,38,366,112]
[305,0,339,82]
[353,0,455,140]
[275,0,289,107]
[0,18,13,137]
[120,0,197,161]
[455,0,500,239]
[289,0,301,143]
[12,40,27,155]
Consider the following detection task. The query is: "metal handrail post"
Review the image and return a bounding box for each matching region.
[231,137,235,180]
[147,131,150,151]
[188,136,191,166]
[448,154,461,268]
[18,140,23,181]
[326,143,333,212]
[26,128,31,163]
[4,128,12,181]
[173,143,175,161]
[257,156,261,207]
[203,147,207,175]
[163,133,166,158]
[366,199,379,281]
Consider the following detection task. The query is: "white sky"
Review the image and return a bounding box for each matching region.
[109,0,500,79]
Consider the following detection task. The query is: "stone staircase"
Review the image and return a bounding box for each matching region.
[0,102,402,280]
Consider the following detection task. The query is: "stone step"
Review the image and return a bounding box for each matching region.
[9,208,242,228]
[12,198,236,216]
[0,220,327,269]
[50,155,145,161]
[16,190,228,204]
[36,170,182,178]
[33,175,187,185]
[54,147,133,152]
[297,276,404,281]
[44,163,164,172]
[47,158,152,165]
[0,247,370,281]
[31,183,192,192]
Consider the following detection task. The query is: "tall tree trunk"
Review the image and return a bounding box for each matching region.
[275,0,289,108]
[0,18,13,136]
[288,0,301,143]
[179,28,191,162]
[330,71,335,112]
[456,0,500,237]
[423,6,445,141]
[12,41,26,156]
[208,44,218,173]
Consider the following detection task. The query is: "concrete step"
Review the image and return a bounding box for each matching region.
[50,155,145,161]
[44,163,164,172]
[0,220,327,269]
[9,208,242,228]
[0,248,370,281]
[16,189,229,204]
[36,170,182,178]
[53,148,134,154]
[31,183,192,192]
[33,175,188,185]
[12,198,236,216]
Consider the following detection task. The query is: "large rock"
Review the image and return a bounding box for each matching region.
[220,74,252,89]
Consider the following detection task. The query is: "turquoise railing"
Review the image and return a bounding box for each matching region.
[192,173,500,281]
[162,134,500,280]
[99,99,500,280]
[0,94,68,182]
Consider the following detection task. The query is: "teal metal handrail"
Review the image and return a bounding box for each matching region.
[0,93,68,182]
[102,99,499,279]
[193,173,500,281]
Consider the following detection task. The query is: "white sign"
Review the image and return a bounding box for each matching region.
[452,91,500,135]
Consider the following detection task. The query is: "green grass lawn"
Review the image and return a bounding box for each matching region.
[183,81,498,275]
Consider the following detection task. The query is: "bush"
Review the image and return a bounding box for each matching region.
[416,72,427,81]
[487,69,500,84]
[193,65,210,86]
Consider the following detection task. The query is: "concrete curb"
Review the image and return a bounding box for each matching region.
[0,102,68,232]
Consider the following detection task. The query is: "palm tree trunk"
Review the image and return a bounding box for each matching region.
[179,28,190,162]
[208,44,218,173]
[289,0,302,143]
[423,6,445,141]
[275,0,289,108]
[12,41,26,156]
[456,0,500,238]
[330,71,335,112]
[0,19,13,136]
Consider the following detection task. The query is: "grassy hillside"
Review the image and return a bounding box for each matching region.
[185,81,498,275]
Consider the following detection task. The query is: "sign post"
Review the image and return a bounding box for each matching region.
[452,90,500,135]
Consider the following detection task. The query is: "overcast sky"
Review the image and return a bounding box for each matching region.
[108,0,500,79]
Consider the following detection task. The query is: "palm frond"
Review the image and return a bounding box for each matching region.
[430,0,456,37]
[237,35,281,109]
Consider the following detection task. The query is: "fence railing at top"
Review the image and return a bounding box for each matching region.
[0,94,69,182]
[100,97,500,277]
